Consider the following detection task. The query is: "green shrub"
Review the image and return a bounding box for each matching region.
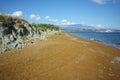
[0,14,60,32]
[32,23,60,31]
[0,14,28,25]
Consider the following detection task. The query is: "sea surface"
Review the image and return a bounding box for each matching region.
[69,32,120,50]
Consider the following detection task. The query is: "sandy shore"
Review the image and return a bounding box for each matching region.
[0,33,120,80]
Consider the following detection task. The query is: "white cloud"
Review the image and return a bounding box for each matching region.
[91,0,116,4]
[29,14,41,20]
[61,19,67,23]
[44,16,58,22]
[60,19,76,25]
[48,19,58,22]
[45,16,51,19]
[96,24,102,27]
[11,11,23,17]
[44,16,76,25]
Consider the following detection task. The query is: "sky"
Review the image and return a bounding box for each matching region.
[0,0,120,29]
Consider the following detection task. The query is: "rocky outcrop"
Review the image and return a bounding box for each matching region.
[0,19,61,54]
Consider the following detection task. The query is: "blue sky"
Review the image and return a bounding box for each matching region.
[0,0,120,29]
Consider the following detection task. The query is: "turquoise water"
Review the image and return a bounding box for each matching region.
[70,32,120,50]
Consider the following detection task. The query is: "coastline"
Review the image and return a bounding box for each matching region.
[0,33,120,80]
[69,32,120,50]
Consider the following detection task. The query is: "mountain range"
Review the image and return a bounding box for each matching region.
[59,24,120,32]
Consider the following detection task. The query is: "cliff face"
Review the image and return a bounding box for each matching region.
[0,16,60,54]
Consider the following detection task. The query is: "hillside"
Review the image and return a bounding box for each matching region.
[0,14,60,54]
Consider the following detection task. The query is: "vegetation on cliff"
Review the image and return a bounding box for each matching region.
[32,23,59,31]
[0,14,60,32]
[0,14,61,54]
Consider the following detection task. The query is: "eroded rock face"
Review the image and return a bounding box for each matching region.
[0,21,60,54]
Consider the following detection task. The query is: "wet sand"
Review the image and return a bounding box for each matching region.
[0,33,120,80]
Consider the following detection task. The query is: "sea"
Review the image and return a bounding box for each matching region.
[69,32,120,50]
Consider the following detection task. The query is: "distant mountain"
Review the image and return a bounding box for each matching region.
[60,24,96,32]
[60,24,94,29]
[59,24,120,32]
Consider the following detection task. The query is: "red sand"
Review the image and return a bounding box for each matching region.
[0,33,120,80]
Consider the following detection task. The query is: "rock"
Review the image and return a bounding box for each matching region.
[114,57,120,62]
[15,42,24,49]
[0,47,6,54]
[0,16,61,54]
[0,38,2,44]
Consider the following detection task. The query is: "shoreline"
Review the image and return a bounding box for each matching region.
[68,33,120,51]
[0,33,120,80]
[69,32,120,50]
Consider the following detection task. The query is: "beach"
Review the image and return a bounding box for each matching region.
[0,33,120,80]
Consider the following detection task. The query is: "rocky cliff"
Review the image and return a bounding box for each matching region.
[0,15,61,54]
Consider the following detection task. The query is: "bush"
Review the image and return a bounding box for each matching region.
[0,14,28,25]
[32,23,60,31]
[0,14,60,32]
